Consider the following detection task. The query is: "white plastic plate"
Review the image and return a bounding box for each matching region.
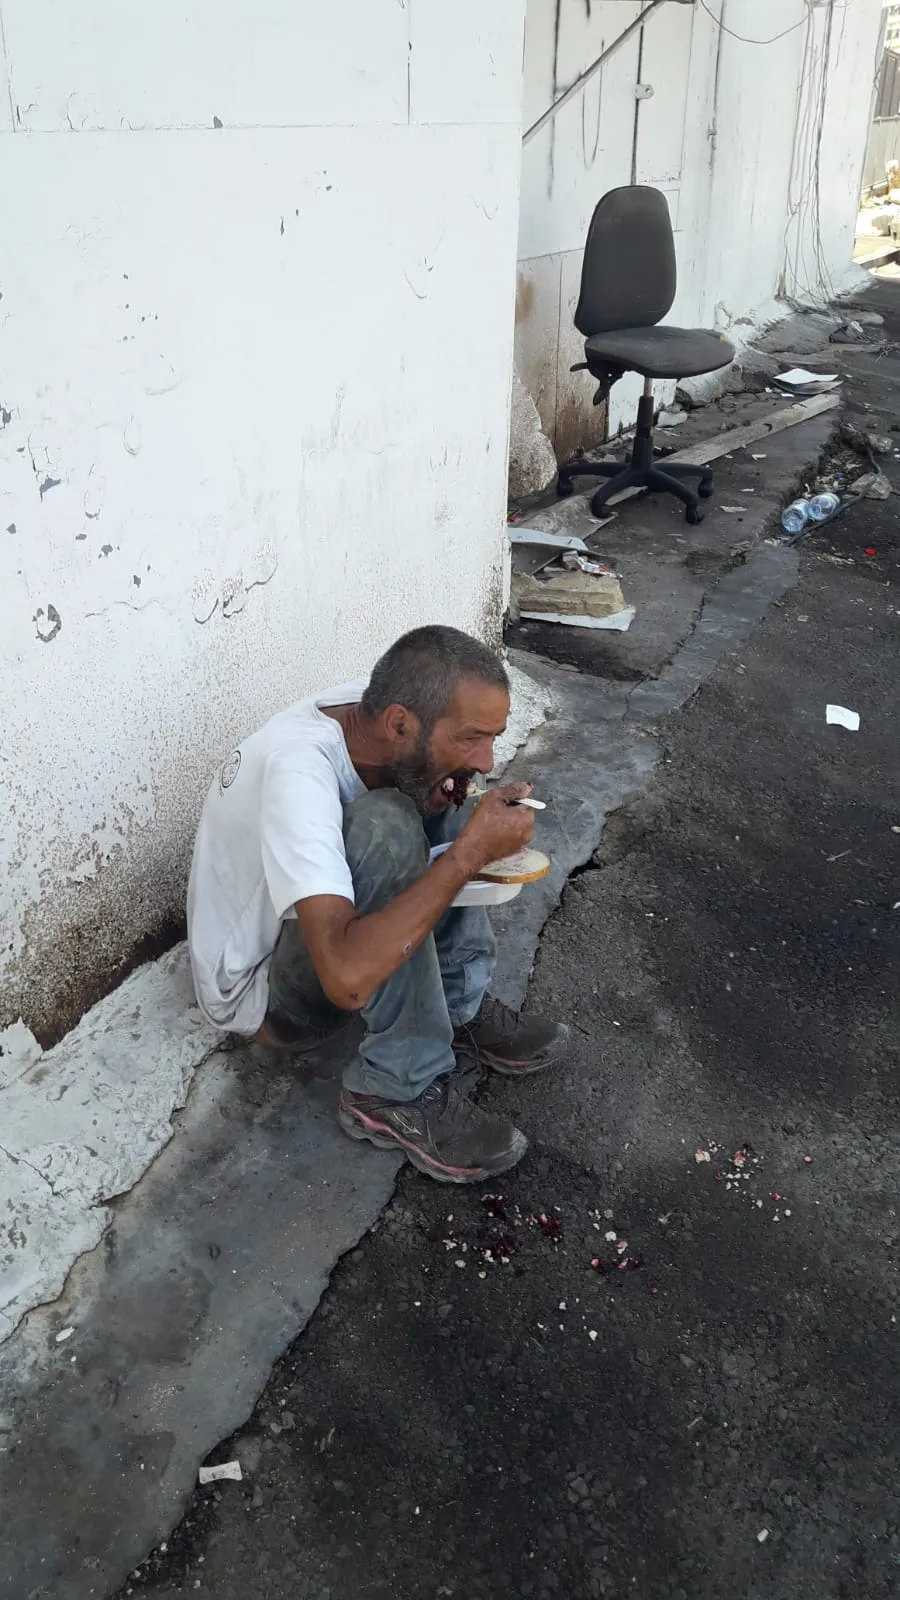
[452,879,523,909]
[428,844,524,908]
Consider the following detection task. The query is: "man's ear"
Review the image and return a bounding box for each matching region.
[383,704,418,747]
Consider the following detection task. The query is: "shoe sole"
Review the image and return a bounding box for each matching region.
[338,1108,528,1185]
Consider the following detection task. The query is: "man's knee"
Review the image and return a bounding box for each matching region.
[343,790,427,899]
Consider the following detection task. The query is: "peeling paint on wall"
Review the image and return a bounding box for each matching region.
[33,604,62,643]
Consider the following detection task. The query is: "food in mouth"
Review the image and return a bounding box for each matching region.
[440,773,475,808]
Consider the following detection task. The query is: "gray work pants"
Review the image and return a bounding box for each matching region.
[266,790,495,1102]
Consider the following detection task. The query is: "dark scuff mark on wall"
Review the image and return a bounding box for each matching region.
[38,476,61,497]
[7,523,15,534]
[27,916,186,1049]
[515,274,535,326]
[582,60,603,168]
[213,116,223,128]
[708,1,725,176]
[554,384,606,466]
[630,24,645,186]
[477,555,506,653]
[548,0,563,196]
[0,406,11,428]
[3,803,190,1045]
[34,604,62,643]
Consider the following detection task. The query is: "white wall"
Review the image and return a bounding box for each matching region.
[515,0,883,454]
[0,0,527,1039]
[709,0,882,313]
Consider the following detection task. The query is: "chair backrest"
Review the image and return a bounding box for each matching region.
[574,186,677,337]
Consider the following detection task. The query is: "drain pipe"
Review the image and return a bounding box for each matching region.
[522,0,673,146]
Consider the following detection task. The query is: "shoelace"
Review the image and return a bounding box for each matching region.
[420,1076,481,1127]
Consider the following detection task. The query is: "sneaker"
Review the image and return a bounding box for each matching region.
[453,996,570,1076]
[338,1077,528,1184]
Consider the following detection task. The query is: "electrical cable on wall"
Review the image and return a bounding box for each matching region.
[784,3,825,301]
[783,0,842,306]
[697,0,810,47]
[698,0,843,304]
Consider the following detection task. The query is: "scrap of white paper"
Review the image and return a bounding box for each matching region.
[199,1461,243,1485]
[775,368,839,388]
[826,705,860,732]
[520,607,635,632]
[508,527,589,553]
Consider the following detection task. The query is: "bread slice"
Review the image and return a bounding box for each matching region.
[476,847,551,885]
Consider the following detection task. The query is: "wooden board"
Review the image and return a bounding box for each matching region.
[605,393,842,506]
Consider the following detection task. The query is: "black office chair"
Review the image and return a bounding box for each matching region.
[557,186,735,525]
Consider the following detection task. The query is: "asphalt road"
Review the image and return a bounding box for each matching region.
[121,301,900,1600]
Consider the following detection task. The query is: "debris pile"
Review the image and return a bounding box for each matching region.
[693,1138,807,1225]
[508,524,634,633]
[773,367,841,398]
[591,1239,644,1275]
[859,158,900,246]
[531,1208,563,1244]
[781,416,898,536]
[422,1193,654,1305]
[427,1195,569,1270]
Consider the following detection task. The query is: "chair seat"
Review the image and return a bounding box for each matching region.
[585,325,734,379]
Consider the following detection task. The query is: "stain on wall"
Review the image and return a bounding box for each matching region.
[514,255,606,463]
[515,275,535,326]
[555,384,607,465]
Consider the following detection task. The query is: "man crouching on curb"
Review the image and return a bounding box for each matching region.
[187,624,569,1183]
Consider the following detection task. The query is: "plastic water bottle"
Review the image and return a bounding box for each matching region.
[808,492,840,522]
[781,492,840,534]
[781,498,812,535]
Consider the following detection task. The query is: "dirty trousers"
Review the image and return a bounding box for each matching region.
[265,789,496,1103]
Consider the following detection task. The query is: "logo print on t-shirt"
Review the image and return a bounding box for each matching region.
[220,750,242,792]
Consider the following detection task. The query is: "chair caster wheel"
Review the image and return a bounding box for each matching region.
[698,477,714,499]
[589,490,614,518]
[686,503,705,526]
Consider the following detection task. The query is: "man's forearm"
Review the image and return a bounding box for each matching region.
[313,838,479,1009]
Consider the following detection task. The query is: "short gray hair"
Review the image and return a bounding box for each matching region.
[362,626,509,732]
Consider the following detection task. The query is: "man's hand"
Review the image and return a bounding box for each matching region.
[453,783,535,877]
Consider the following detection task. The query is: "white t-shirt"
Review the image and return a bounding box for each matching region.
[187,681,367,1034]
